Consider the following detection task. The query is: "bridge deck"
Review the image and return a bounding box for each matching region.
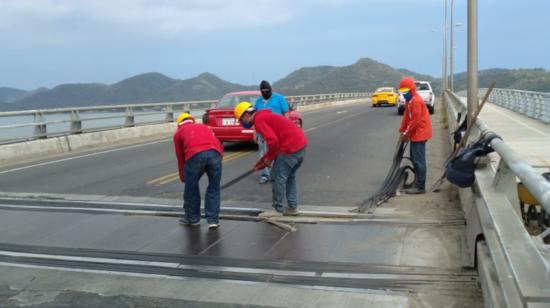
[0,102,483,307]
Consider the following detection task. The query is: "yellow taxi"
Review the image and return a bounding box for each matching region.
[371,87,398,107]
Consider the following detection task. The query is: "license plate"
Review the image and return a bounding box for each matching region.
[222,118,236,126]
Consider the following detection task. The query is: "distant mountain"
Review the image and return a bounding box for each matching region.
[0,87,29,103]
[452,68,550,93]
[154,73,255,102]
[274,66,338,92]
[13,73,255,110]
[0,102,22,111]
[397,69,441,91]
[274,58,438,95]
[3,59,549,111]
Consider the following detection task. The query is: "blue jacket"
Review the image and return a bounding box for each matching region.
[254,93,289,116]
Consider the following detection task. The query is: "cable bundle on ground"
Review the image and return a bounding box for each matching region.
[357,140,416,213]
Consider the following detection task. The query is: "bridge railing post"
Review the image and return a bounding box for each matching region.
[33,111,47,139]
[70,110,82,134]
[533,93,542,120]
[125,107,135,127]
[543,94,550,124]
[165,105,174,123]
[492,159,522,218]
[183,103,191,113]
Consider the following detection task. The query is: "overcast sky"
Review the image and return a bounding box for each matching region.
[1,0,548,90]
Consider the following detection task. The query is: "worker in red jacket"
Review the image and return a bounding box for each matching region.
[173,112,224,228]
[398,77,433,194]
[234,102,308,216]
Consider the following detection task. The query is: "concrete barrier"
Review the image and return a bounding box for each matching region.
[0,98,368,166]
[0,123,178,166]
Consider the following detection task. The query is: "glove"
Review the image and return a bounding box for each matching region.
[254,159,267,171]
[254,158,273,171]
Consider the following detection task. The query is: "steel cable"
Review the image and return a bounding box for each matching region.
[356,139,416,213]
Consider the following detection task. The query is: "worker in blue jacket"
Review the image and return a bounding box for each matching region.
[254,80,289,184]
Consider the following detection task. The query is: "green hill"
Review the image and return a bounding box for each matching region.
[451,68,550,92]
[0,87,29,103]
[274,58,439,95]
[155,73,255,102]
[13,73,255,110]
[273,66,338,92]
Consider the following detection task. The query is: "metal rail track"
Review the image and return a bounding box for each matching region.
[0,197,466,226]
[0,243,480,296]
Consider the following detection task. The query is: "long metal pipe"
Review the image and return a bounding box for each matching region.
[443,0,448,92]
[467,0,478,118]
[450,0,455,91]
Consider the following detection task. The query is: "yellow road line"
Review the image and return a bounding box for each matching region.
[147,150,253,186]
[223,151,252,163]
[157,174,181,186]
[147,172,179,185]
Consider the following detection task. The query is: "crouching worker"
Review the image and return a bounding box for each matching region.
[234,102,308,216]
[173,112,224,228]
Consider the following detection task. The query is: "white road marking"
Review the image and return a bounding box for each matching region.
[0,139,169,175]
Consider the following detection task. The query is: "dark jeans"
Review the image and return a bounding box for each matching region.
[410,141,427,190]
[270,147,306,213]
[257,134,271,179]
[183,150,222,224]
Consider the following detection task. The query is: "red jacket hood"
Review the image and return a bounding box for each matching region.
[399,77,417,94]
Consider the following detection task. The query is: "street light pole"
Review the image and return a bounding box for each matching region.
[443,0,448,92]
[450,0,455,91]
[467,0,478,118]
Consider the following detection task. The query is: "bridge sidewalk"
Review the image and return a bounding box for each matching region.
[479,102,550,170]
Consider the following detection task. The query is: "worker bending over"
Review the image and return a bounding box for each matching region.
[173,112,224,228]
[234,102,308,216]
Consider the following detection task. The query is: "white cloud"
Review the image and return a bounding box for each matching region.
[0,0,350,46]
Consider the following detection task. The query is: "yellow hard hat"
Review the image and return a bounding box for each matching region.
[234,101,253,120]
[176,112,194,125]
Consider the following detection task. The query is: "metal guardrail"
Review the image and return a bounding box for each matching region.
[444,90,550,307]
[0,92,369,144]
[479,88,550,124]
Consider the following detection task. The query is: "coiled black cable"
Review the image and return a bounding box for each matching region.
[357,139,416,213]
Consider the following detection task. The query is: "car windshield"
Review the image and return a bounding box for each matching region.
[217,95,260,108]
[376,87,394,93]
[415,83,430,91]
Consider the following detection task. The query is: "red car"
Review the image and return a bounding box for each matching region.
[202,91,302,143]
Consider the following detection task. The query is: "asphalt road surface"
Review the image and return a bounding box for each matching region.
[0,102,482,307]
[0,103,402,207]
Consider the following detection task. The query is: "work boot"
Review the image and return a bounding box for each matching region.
[258,210,283,218]
[284,207,299,216]
[405,187,426,195]
[208,223,219,229]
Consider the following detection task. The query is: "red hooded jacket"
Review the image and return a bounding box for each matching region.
[173,121,223,181]
[398,77,433,142]
[254,109,308,162]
